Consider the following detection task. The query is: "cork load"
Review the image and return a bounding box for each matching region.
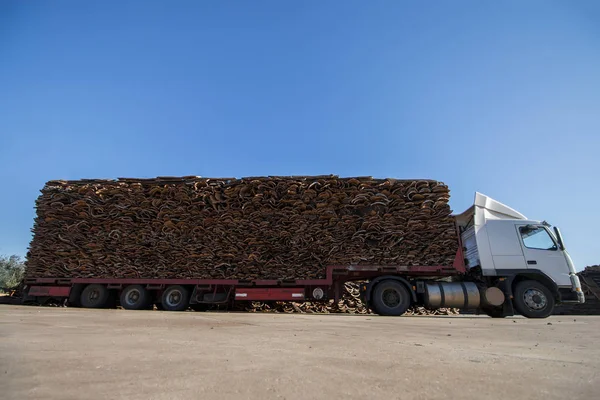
[25,176,459,280]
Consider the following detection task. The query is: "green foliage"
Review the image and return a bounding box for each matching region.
[0,255,25,291]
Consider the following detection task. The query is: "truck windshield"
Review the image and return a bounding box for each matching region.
[519,226,558,250]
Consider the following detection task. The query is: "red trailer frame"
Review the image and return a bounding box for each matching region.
[24,248,465,305]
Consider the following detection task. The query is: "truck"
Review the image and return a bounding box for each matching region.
[23,192,585,318]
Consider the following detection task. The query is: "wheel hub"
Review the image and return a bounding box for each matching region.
[167,291,181,307]
[382,288,401,308]
[127,290,140,305]
[523,288,547,310]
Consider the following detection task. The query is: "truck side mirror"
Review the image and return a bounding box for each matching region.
[553,227,565,250]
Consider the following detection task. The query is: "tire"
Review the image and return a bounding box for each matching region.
[68,284,85,307]
[161,285,190,311]
[80,284,110,308]
[371,280,411,316]
[513,280,555,318]
[120,285,150,310]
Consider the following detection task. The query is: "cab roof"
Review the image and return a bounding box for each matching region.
[455,192,528,227]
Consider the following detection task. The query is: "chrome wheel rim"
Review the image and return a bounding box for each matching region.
[523,288,547,310]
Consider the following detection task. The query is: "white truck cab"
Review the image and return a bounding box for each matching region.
[455,193,584,317]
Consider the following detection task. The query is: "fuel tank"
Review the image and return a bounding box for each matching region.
[424,282,481,309]
[424,282,506,309]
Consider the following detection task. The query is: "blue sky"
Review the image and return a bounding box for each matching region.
[1,1,599,269]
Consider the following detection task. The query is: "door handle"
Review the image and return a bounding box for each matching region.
[527,260,537,265]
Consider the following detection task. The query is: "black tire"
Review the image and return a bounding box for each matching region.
[371,280,411,316]
[120,285,150,310]
[513,280,555,318]
[68,284,85,307]
[161,285,190,311]
[80,284,110,308]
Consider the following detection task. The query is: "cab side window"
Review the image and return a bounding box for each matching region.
[519,226,557,250]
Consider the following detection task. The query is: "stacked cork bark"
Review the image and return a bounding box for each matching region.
[26,176,458,280]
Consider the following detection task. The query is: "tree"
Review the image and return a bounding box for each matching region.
[0,255,25,291]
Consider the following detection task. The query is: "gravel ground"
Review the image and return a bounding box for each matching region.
[0,305,598,400]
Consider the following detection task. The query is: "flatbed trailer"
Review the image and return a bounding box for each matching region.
[24,252,464,306]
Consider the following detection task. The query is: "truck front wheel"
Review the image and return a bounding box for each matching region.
[513,280,555,318]
[371,280,411,316]
[80,284,110,308]
[161,285,190,311]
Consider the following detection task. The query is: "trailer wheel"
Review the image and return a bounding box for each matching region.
[371,280,411,316]
[513,280,555,318]
[120,285,150,310]
[161,285,190,311]
[80,284,110,308]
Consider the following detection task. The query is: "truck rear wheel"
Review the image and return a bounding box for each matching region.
[161,285,190,311]
[371,280,411,316]
[80,284,110,308]
[513,280,555,318]
[120,285,150,310]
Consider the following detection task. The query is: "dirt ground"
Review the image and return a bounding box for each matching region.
[0,306,598,400]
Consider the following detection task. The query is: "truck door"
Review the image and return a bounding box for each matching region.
[516,224,571,287]
[484,220,528,271]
